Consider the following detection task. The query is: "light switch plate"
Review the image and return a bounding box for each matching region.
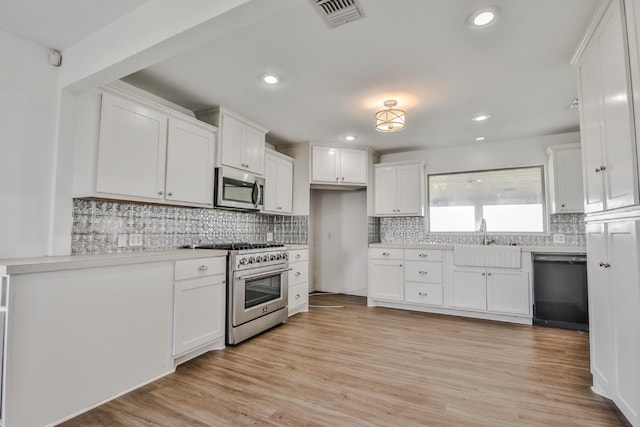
[129,233,143,247]
[266,232,274,242]
[552,233,565,244]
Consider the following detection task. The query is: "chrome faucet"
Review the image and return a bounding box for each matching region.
[479,218,488,245]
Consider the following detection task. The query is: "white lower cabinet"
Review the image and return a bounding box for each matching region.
[173,257,226,363]
[369,246,531,324]
[288,248,309,316]
[586,220,640,425]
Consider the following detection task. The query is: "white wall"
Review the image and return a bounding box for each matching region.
[311,189,368,295]
[0,30,59,258]
[381,132,581,174]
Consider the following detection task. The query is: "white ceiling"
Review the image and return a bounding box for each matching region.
[0,0,147,50]
[1,0,599,154]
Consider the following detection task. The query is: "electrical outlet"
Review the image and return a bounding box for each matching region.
[552,233,565,244]
[266,232,274,241]
[117,234,128,248]
[129,233,143,247]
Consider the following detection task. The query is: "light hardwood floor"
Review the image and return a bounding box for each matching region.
[62,294,629,426]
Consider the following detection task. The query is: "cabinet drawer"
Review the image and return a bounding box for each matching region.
[405,282,443,306]
[289,249,309,263]
[404,249,443,262]
[289,261,309,286]
[404,261,443,283]
[369,248,403,260]
[289,282,309,309]
[175,257,226,281]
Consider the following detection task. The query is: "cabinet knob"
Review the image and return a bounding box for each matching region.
[277,206,282,210]
[418,253,428,257]
[382,252,390,256]
[158,191,163,195]
[198,265,208,271]
[481,272,486,276]
[295,294,301,299]
[295,272,301,277]
[295,254,301,259]
[419,270,428,275]
[487,273,492,276]
[336,177,339,182]
[561,204,565,207]
[418,292,428,296]
[341,177,345,182]
[167,192,173,197]
[595,165,606,173]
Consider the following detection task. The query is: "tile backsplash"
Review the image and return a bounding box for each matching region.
[72,199,308,254]
[368,217,381,244]
[379,213,586,246]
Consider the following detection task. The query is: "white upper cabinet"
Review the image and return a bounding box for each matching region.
[546,144,584,213]
[574,0,639,213]
[95,90,216,207]
[165,117,216,205]
[196,107,268,176]
[262,149,293,214]
[374,162,425,216]
[97,92,168,200]
[311,145,367,186]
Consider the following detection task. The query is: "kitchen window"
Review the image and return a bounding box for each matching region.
[428,166,546,233]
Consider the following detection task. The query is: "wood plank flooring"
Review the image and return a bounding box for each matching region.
[61,294,629,426]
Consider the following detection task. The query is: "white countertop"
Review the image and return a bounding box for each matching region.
[0,249,227,275]
[284,244,309,249]
[369,243,586,254]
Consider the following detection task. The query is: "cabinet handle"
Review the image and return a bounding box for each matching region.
[167,192,173,197]
[419,270,428,275]
[481,272,486,276]
[336,177,339,182]
[561,204,565,207]
[595,165,607,173]
[277,206,282,210]
[599,262,604,267]
[382,252,390,256]
[295,272,301,277]
[418,253,428,258]
[198,265,209,271]
[341,177,345,182]
[158,191,163,195]
[418,292,428,296]
[487,273,492,276]
[295,294,301,299]
[295,254,301,259]
[601,262,611,268]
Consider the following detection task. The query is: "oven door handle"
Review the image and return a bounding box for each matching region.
[239,267,292,281]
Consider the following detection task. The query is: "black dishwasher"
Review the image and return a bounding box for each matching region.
[533,253,588,331]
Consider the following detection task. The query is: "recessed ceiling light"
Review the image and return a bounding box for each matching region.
[262,74,280,85]
[472,114,491,122]
[344,135,357,141]
[468,7,499,28]
[475,136,486,141]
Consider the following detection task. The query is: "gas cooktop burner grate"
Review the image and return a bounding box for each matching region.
[183,242,285,251]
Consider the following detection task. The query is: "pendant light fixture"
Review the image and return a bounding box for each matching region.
[375,99,406,132]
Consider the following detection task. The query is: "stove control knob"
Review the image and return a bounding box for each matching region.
[248,257,255,264]
[282,252,288,260]
[270,254,276,261]
[239,258,247,265]
[255,256,263,263]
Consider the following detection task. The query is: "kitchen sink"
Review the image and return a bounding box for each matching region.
[453,244,522,268]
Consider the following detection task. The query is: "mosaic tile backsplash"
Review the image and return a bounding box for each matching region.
[379,213,586,246]
[368,217,381,244]
[72,199,309,254]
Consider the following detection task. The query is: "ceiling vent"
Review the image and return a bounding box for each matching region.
[310,0,365,28]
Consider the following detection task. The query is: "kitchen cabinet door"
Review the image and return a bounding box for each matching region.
[450,268,487,310]
[244,124,265,176]
[311,145,340,182]
[165,117,215,206]
[586,222,613,395]
[96,91,167,200]
[487,269,529,315]
[339,148,367,184]
[369,259,404,301]
[396,164,423,215]
[547,144,584,213]
[607,220,640,425]
[577,0,639,213]
[173,276,225,356]
[263,151,293,214]
[219,113,246,171]
[374,165,397,214]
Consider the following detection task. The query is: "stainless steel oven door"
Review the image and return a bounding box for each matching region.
[232,265,290,327]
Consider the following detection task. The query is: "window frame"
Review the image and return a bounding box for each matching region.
[426,165,548,235]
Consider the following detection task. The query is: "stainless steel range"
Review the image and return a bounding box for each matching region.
[186,243,290,344]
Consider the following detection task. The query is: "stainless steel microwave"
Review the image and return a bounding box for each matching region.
[214,167,264,211]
